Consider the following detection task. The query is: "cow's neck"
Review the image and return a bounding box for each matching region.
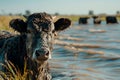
[37,61,51,80]
[28,59,51,80]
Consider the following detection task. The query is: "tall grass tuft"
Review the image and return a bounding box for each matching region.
[0,60,30,80]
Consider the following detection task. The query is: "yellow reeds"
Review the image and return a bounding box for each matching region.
[0,60,29,80]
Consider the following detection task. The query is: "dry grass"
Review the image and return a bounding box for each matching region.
[0,60,29,80]
[56,15,81,21]
[0,15,120,32]
[57,15,120,22]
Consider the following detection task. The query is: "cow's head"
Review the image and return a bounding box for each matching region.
[10,12,71,63]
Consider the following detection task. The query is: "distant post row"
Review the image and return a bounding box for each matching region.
[78,16,118,24]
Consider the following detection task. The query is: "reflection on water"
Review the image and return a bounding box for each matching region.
[49,22,120,80]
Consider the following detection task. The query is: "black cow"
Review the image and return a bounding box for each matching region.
[106,16,118,24]
[78,17,89,24]
[0,12,71,80]
[0,31,14,49]
[92,16,101,24]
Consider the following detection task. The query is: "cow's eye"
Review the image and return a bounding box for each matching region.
[43,26,50,32]
[52,30,55,33]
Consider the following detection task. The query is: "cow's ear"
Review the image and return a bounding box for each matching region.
[9,19,27,33]
[54,18,71,31]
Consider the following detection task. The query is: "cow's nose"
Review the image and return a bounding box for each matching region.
[35,49,49,59]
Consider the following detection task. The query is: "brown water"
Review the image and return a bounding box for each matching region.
[49,21,120,80]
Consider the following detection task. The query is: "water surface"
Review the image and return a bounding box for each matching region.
[49,21,120,80]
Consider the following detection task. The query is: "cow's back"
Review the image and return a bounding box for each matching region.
[0,34,27,73]
[0,31,14,49]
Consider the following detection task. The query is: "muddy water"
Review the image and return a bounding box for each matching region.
[49,21,120,80]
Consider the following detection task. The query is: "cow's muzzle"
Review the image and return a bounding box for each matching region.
[34,48,50,61]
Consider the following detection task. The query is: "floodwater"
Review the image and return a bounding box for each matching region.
[49,21,120,80]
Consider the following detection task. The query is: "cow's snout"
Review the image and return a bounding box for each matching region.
[34,48,50,61]
[35,49,49,57]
